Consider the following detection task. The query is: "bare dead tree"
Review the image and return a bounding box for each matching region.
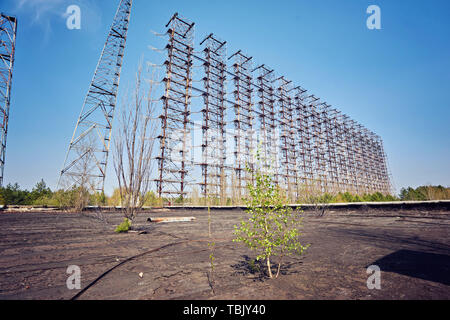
[113,63,157,222]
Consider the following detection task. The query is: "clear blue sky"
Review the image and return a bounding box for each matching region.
[2,0,449,196]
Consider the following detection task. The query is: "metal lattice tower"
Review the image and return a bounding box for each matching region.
[199,33,227,203]
[156,13,194,199]
[0,14,17,188]
[59,0,132,193]
[293,87,309,190]
[324,106,340,193]
[275,77,297,200]
[253,64,278,178]
[230,50,254,201]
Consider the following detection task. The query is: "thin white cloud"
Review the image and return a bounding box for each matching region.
[13,0,102,43]
[16,0,66,24]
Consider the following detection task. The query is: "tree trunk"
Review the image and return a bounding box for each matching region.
[275,254,284,278]
[266,256,273,278]
[275,262,281,278]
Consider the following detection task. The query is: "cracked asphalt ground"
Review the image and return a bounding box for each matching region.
[0,207,449,300]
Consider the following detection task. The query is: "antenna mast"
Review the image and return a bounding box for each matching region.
[59,0,132,193]
[0,13,17,187]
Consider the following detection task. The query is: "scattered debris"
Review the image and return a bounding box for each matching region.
[147,217,196,223]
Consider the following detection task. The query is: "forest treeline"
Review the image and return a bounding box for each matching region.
[0,180,159,207]
[0,179,448,206]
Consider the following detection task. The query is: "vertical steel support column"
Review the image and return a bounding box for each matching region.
[0,14,17,187]
[293,87,308,195]
[324,106,339,194]
[230,50,253,202]
[303,95,318,194]
[199,33,227,204]
[156,13,194,200]
[343,116,357,194]
[276,77,297,200]
[253,65,277,179]
[334,112,348,192]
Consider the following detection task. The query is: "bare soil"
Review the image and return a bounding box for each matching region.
[0,207,449,300]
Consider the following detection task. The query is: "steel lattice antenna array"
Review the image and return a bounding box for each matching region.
[152,13,393,203]
[0,13,17,187]
[59,0,132,193]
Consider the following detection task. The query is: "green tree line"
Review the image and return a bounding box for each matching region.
[399,185,449,201]
[0,180,448,207]
[0,180,160,207]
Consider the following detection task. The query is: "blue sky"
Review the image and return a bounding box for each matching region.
[2,0,449,195]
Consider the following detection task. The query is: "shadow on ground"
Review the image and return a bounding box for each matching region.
[329,227,450,252]
[231,255,303,281]
[370,249,450,286]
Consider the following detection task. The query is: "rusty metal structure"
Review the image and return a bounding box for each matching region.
[152,13,392,203]
[0,14,17,187]
[276,77,297,200]
[253,64,278,179]
[229,50,254,201]
[199,33,227,202]
[156,13,194,199]
[59,0,132,193]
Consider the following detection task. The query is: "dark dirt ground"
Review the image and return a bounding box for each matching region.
[0,206,449,300]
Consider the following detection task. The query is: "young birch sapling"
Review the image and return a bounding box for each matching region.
[234,163,310,278]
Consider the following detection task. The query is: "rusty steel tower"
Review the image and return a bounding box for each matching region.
[59,0,132,193]
[156,13,194,199]
[0,13,17,187]
[199,33,227,202]
[230,50,254,201]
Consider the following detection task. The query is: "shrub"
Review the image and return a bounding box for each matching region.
[143,191,160,207]
[342,192,354,202]
[115,218,131,233]
[317,193,334,204]
[384,194,397,201]
[90,192,106,206]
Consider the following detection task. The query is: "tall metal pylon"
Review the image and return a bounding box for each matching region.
[0,13,17,188]
[59,0,132,193]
